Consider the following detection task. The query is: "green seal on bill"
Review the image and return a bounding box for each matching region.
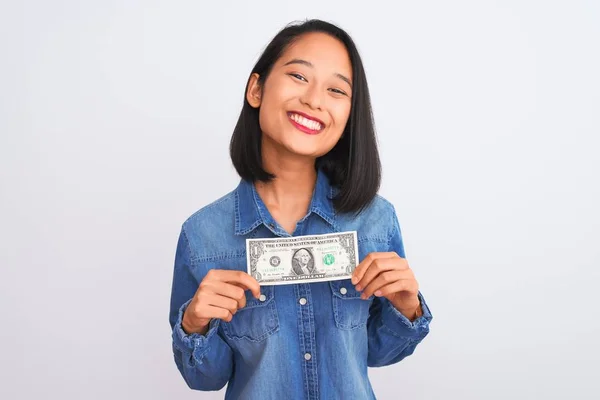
[323,253,335,266]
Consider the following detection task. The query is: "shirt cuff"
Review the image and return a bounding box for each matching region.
[172,298,221,362]
[381,291,432,339]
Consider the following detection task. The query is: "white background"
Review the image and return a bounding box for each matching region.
[1,1,599,399]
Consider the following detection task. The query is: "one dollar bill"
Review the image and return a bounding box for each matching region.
[246,231,359,286]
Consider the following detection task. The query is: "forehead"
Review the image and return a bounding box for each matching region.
[278,32,352,77]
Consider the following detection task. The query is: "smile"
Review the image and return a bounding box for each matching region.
[287,112,324,134]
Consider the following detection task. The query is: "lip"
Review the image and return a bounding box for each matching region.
[288,111,325,126]
[287,111,325,135]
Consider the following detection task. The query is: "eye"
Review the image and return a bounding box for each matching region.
[329,88,348,96]
[289,73,307,82]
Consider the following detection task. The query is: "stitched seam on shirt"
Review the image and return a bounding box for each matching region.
[308,287,319,400]
[381,317,423,339]
[386,203,399,250]
[195,250,246,262]
[295,284,311,398]
[250,183,267,222]
[183,193,235,262]
[185,192,232,222]
[221,301,279,342]
[234,189,262,235]
[236,220,262,236]
[387,220,398,250]
[192,342,211,365]
[381,322,407,338]
[172,340,185,354]
[311,207,335,227]
[358,236,388,244]
[331,282,369,330]
[379,331,416,359]
[234,189,241,233]
[333,298,369,330]
[181,226,199,269]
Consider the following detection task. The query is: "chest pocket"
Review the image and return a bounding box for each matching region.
[221,286,279,342]
[330,280,372,330]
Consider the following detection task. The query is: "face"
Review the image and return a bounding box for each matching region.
[247,32,353,159]
[296,250,311,266]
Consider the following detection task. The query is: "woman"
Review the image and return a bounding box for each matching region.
[169,19,432,399]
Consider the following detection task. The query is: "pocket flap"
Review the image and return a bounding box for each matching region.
[242,285,275,309]
[329,280,363,299]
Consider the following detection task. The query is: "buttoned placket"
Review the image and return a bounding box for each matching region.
[253,190,326,400]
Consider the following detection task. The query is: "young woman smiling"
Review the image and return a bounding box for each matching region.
[169,19,433,400]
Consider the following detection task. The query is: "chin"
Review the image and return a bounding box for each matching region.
[264,131,334,158]
[284,143,328,158]
[288,136,335,156]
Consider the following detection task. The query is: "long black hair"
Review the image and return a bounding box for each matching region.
[230,19,381,214]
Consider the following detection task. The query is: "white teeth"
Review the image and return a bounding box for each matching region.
[290,113,322,131]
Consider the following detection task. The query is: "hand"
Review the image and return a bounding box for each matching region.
[351,252,421,317]
[182,270,261,335]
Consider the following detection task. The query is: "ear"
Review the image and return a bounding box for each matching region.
[246,73,262,108]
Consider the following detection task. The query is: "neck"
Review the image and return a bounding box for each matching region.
[254,136,321,235]
[256,140,318,214]
[255,162,317,208]
[256,135,317,206]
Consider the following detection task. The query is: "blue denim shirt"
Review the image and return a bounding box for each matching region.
[169,170,433,399]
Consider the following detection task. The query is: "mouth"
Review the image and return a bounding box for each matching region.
[287,111,325,135]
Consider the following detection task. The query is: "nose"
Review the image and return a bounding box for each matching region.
[300,84,323,111]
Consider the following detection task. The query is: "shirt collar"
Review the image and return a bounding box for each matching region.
[234,169,336,236]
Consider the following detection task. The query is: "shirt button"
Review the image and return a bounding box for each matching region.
[340,287,348,295]
[304,353,312,361]
[259,294,267,302]
[299,298,307,305]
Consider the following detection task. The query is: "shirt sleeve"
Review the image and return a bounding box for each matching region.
[366,207,433,367]
[169,227,233,390]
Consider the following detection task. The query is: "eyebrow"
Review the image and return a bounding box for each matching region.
[283,58,352,88]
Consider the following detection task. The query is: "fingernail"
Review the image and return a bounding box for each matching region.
[355,285,362,291]
[351,276,357,284]
[360,293,366,300]
[374,290,382,297]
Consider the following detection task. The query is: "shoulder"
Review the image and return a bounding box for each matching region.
[179,190,240,259]
[183,190,235,229]
[367,194,397,216]
[336,194,400,242]
[351,194,398,223]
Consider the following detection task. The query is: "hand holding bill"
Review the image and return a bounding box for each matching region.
[351,252,422,320]
[182,270,261,335]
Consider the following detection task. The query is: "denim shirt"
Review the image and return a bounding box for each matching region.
[169,170,433,400]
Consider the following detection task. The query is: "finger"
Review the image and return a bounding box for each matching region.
[371,279,419,298]
[200,292,240,316]
[235,288,247,309]
[203,281,246,308]
[355,257,399,292]
[211,305,235,323]
[226,282,248,309]
[192,303,234,323]
[220,270,261,299]
[361,270,412,298]
[360,269,404,298]
[351,252,397,284]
